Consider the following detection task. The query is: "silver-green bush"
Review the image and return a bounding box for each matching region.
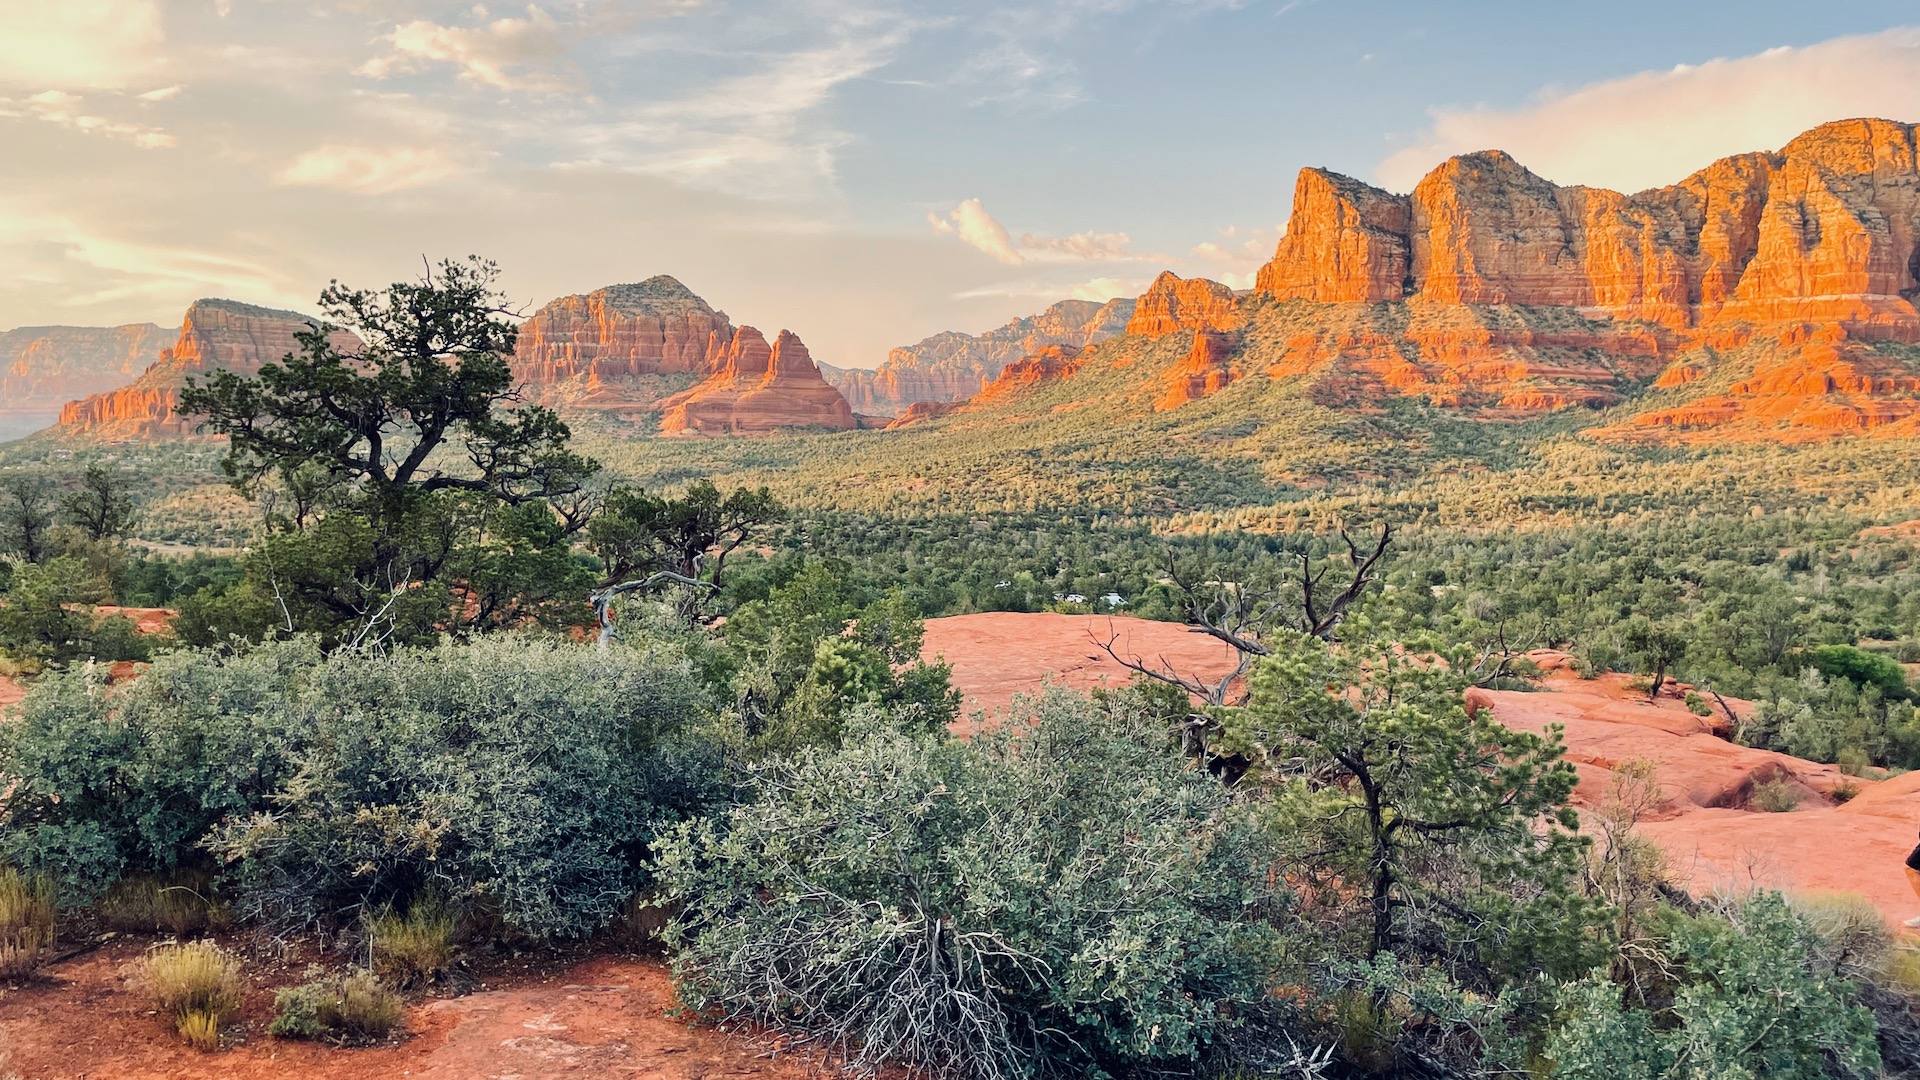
[657,692,1291,1080]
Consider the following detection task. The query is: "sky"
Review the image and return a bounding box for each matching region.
[2,1,1918,370]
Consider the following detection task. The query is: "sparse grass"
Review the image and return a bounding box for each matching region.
[100,871,225,936]
[271,969,405,1043]
[0,868,55,981]
[1750,778,1802,813]
[139,940,244,1051]
[1832,778,1862,803]
[369,899,455,988]
[1792,891,1893,965]
[1883,948,1920,996]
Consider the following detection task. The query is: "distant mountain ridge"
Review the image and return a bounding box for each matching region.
[0,323,171,439]
[821,297,1136,413]
[48,277,856,440]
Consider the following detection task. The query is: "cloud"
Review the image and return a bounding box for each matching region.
[0,0,166,90]
[928,198,1022,264]
[556,25,911,198]
[360,5,583,94]
[1,90,175,148]
[275,145,463,194]
[1378,26,1920,193]
[929,198,1151,265]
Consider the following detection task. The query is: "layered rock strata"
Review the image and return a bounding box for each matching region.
[658,328,857,435]
[58,300,355,439]
[824,297,1135,412]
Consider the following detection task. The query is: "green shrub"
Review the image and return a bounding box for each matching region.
[1549,892,1879,1079]
[369,899,455,987]
[659,693,1290,1080]
[207,636,724,939]
[140,941,244,1051]
[1683,690,1712,717]
[0,867,55,980]
[1807,645,1909,697]
[0,640,321,897]
[271,969,404,1043]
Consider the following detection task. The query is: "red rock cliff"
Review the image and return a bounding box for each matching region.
[658,328,857,435]
[1257,118,1920,340]
[824,297,1135,412]
[513,276,735,407]
[1,323,170,437]
[58,300,354,439]
[1125,272,1245,338]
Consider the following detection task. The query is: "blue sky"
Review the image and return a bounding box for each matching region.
[2,1,1917,369]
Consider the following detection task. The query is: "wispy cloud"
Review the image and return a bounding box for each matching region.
[276,144,463,194]
[1378,26,1920,193]
[359,5,585,95]
[928,198,1152,265]
[0,90,175,148]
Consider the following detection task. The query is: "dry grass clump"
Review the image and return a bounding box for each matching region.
[1749,778,1801,813]
[139,940,245,1050]
[1792,891,1893,964]
[369,899,455,987]
[0,868,56,981]
[271,969,405,1043]
[100,871,226,936]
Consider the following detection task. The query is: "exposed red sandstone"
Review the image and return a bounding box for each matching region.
[513,277,734,411]
[971,344,1085,405]
[1154,330,1241,411]
[657,328,857,435]
[1258,118,1920,341]
[883,400,963,429]
[823,297,1135,412]
[58,300,357,439]
[1256,169,1411,303]
[1126,272,1245,338]
[1,323,169,437]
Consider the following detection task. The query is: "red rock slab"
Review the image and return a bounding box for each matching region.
[1640,802,1920,928]
[0,675,23,710]
[1479,672,1845,815]
[923,612,1242,719]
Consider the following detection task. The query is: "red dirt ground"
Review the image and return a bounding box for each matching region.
[1,941,820,1080]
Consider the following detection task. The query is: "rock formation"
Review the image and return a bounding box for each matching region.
[1255,169,1411,303]
[58,300,354,439]
[823,297,1135,412]
[658,328,857,435]
[512,277,734,411]
[1235,117,1920,430]
[971,345,1085,406]
[1155,330,1241,411]
[883,400,963,429]
[0,323,169,439]
[1125,272,1244,338]
[1258,118,1920,340]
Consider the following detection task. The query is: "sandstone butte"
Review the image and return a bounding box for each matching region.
[511,276,735,414]
[0,323,169,437]
[821,296,1135,414]
[1246,117,1920,434]
[656,327,857,435]
[921,612,1920,930]
[51,277,861,441]
[57,300,358,440]
[939,117,1920,436]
